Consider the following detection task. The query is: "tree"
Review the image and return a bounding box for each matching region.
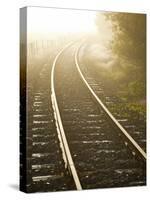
[96,12,146,100]
[97,12,146,67]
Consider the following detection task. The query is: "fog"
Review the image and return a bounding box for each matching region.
[27,7,113,43]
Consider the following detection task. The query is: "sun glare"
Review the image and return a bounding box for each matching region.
[28,7,97,36]
[27,7,113,43]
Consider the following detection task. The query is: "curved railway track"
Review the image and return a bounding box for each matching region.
[78,42,146,154]
[75,44,146,160]
[26,57,76,192]
[51,42,82,190]
[51,42,146,190]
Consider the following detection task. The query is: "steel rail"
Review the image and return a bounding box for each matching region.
[75,44,146,161]
[51,42,82,190]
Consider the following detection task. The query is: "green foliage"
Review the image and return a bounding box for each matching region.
[102,12,146,67]
[127,81,146,100]
[96,12,146,102]
[127,103,146,116]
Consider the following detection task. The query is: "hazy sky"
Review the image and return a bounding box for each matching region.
[27,7,113,42]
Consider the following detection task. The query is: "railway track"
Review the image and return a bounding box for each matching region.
[51,42,146,190]
[26,58,76,192]
[78,42,146,153]
[75,43,146,160]
[25,41,146,192]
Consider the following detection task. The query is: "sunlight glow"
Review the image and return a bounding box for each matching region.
[28,7,97,34]
[27,7,113,44]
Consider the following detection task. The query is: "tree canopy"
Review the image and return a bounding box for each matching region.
[96,12,146,101]
[105,13,146,66]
